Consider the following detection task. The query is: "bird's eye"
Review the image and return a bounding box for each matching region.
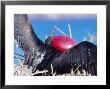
[45,37,53,47]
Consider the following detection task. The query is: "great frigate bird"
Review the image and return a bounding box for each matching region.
[14,14,97,76]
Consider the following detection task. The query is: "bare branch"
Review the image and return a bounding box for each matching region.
[87,32,96,43]
[83,37,87,41]
[53,26,68,36]
[68,24,72,38]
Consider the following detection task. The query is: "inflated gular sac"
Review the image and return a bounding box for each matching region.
[45,36,77,52]
[51,36,77,52]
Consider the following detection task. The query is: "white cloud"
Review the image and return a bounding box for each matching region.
[28,14,96,21]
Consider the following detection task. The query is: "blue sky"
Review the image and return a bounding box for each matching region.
[14,14,97,65]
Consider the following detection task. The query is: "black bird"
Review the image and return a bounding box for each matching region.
[14,14,97,76]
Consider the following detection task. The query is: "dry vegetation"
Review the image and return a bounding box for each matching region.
[14,57,92,76]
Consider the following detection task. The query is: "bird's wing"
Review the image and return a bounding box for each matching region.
[14,14,47,67]
[35,41,97,76]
